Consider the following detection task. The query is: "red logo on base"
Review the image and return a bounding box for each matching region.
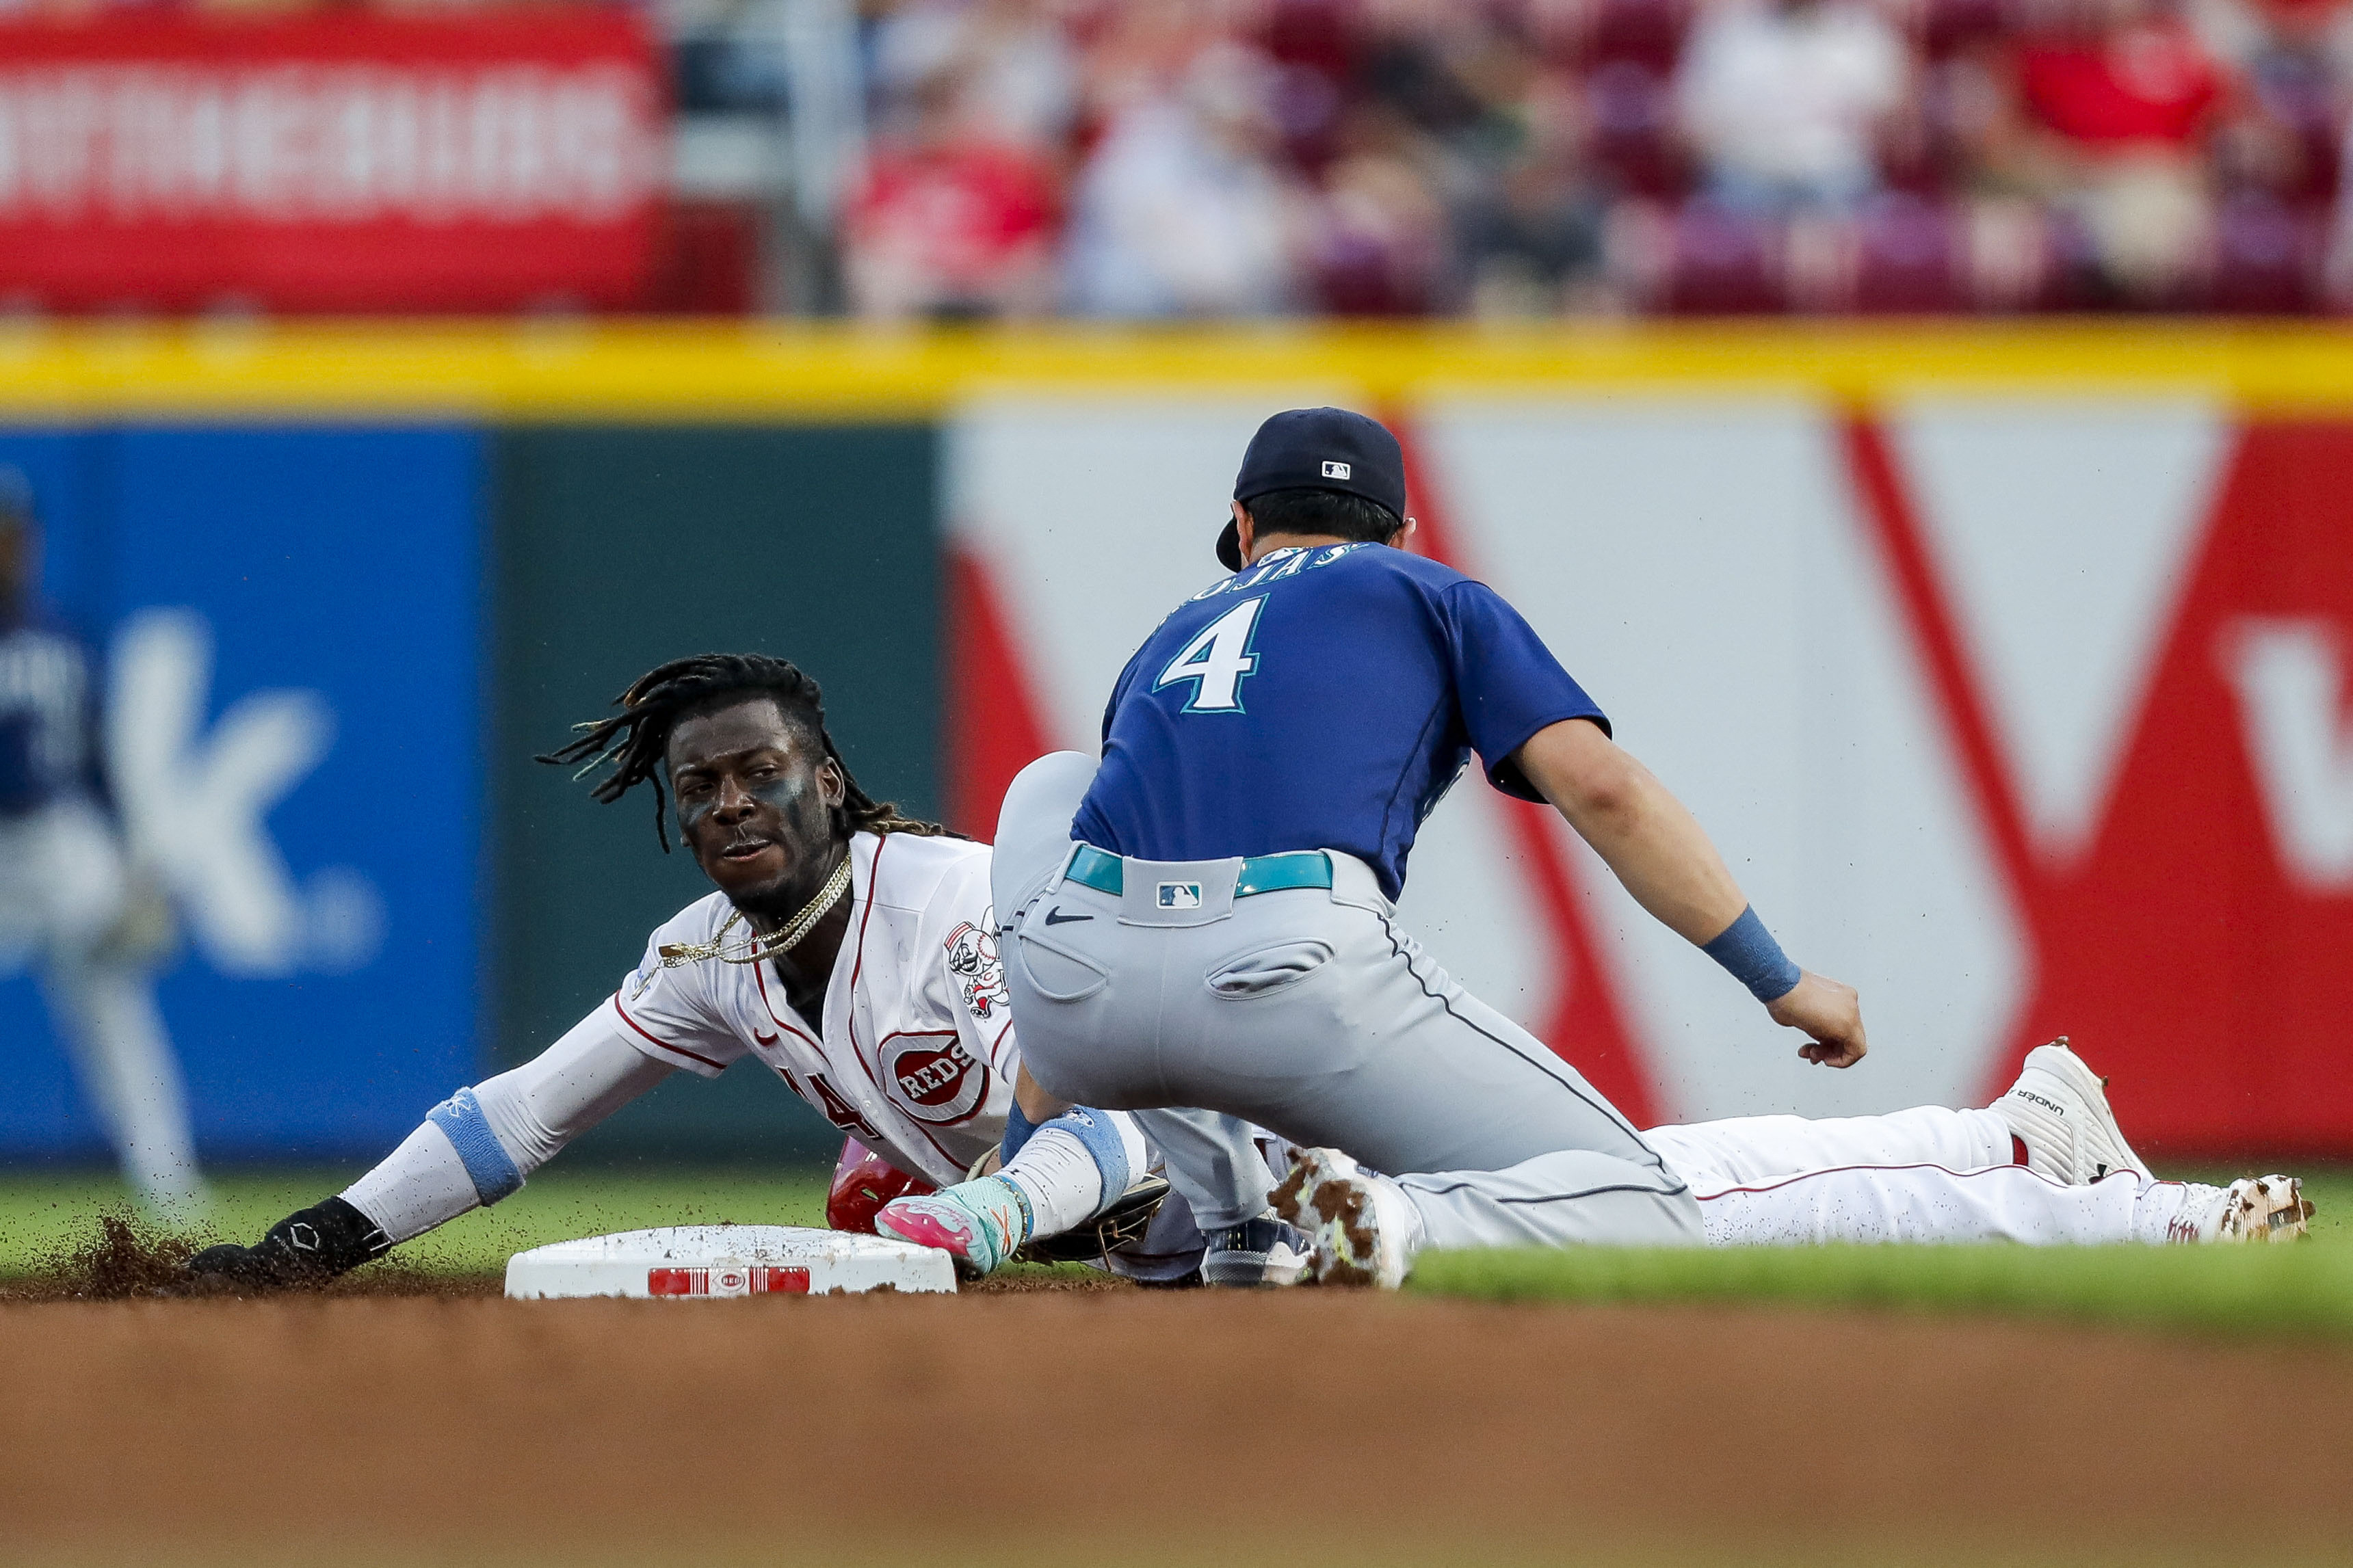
[646,1266,811,1297]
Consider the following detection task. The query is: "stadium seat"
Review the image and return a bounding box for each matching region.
[1664,202,1784,314]
[1261,0,1354,77]
[1583,0,1696,70]
[2272,77,2340,204]
[1313,230,1419,317]
[1586,62,1687,200]
[1853,196,1965,313]
[2206,194,2321,315]
[1919,0,2010,59]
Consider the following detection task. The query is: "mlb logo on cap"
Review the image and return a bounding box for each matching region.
[1157,882,1203,909]
[1322,460,1352,479]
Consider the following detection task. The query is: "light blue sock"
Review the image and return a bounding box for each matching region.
[426,1087,524,1206]
[1040,1106,1130,1201]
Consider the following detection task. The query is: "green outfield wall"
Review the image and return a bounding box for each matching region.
[489,425,941,1160]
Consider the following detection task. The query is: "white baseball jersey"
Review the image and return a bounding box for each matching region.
[605,829,1015,1188]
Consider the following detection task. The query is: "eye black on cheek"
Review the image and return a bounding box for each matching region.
[748,777,806,816]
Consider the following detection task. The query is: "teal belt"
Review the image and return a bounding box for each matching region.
[1065,844,1332,899]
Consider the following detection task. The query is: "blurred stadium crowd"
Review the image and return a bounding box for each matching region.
[825,0,2353,317]
[5,0,2351,315]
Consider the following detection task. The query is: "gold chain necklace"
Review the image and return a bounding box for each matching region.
[657,851,854,970]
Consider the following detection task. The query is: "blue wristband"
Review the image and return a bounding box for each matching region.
[1703,906,1802,1003]
[1000,1100,1040,1164]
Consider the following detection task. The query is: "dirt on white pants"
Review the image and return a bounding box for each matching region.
[1646,1108,2186,1246]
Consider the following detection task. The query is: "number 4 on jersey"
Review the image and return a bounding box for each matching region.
[787,1067,884,1143]
[1155,596,1266,713]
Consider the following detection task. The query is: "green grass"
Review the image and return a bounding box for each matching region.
[0,1165,832,1277]
[1412,1169,2353,1337]
[12,1166,2353,1339]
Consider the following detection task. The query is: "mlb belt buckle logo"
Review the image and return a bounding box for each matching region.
[1157,881,1204,909]
[1321,460,1352,479]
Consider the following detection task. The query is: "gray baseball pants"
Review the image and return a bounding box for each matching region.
[990,757,1278,1234]
[992,754,1703,1251]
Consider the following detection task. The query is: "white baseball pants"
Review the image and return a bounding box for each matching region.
[1647,1111,2187,1245]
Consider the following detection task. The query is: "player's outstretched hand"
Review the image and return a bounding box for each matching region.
[1767,971,1867,1068]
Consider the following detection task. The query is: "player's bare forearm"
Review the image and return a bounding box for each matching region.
[1014,1063,1069,1124]
[1514,718,1748,946]
[1515,719,1869,1067]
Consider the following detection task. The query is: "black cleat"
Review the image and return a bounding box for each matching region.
[1199,1214,1312,1288]
[187,1197,391,1290]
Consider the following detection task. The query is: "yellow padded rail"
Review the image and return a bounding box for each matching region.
[3,318,2353,420]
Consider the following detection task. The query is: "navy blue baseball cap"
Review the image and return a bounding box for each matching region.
[1220,407,1408,570]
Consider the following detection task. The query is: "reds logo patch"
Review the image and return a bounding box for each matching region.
[944,917,1009,1022]
[882,1033,990,1125]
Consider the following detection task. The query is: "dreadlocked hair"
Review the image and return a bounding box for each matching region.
[536,652,961,851]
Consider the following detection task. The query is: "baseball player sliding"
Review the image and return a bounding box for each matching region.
[192,654,1296,1289]
[908,408,2312,1288]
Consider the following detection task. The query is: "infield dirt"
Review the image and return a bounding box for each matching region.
[2,1281,2348,1568]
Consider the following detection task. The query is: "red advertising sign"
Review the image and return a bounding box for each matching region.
[0,12,663,311]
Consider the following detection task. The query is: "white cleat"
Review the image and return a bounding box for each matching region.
[1269,1147,1420,1290]
[2167,1175,2315,1244]
[1994,1037,2151,1185]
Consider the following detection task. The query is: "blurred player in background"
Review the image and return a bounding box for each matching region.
[0,468,201,1214]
